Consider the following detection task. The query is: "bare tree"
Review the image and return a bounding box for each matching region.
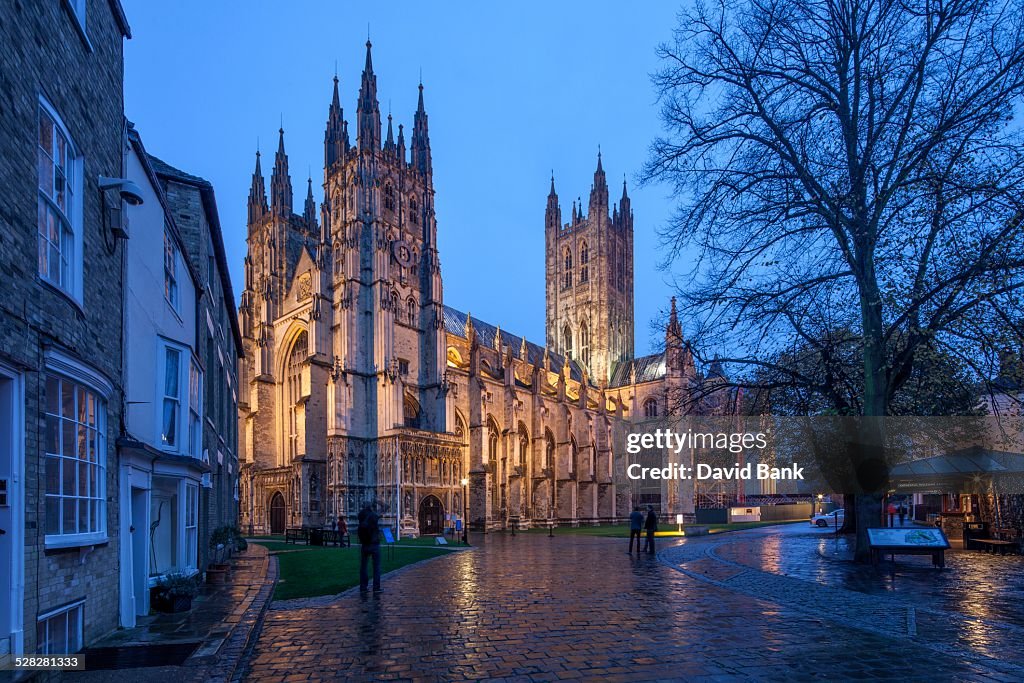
[645,0,1024,559]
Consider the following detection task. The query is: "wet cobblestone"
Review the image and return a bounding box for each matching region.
[241,531,1010,681]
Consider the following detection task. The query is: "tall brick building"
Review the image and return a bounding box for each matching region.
[0,0,131,661]
[238,42,740,536]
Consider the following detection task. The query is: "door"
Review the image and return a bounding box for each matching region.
[418,495,444,535]
[131,488,149,616]
[269,492,286,534]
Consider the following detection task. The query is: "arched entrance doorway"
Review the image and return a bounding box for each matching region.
[418,495,444,535]
[269,492,286,534]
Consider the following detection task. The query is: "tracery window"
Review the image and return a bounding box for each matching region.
[384,183,395,211]
[563,247,573,289]
[286,331,308,461]
[409,196,419,224]
[579,320,590,369]
[643,398,659,418]
[562,324,573,360]
[579,240,589,283]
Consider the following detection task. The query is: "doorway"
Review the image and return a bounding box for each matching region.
[0,367,24,661]
[269,492,286,534]
[418,495,444,535]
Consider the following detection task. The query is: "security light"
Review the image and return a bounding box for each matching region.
[98,175,145,206]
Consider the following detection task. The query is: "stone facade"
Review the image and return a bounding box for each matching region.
[0,0,131,661]
[238,42,739,536]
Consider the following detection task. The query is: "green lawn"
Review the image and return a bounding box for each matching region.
[518,520,805,538]
[251,539,463,600]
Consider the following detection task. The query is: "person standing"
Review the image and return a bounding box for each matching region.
[644,506,659,554]
[357,502,382,592]
[337,515,349,547]
[898,503,907,527]
[887,502,896,527]
[628,507,644,553]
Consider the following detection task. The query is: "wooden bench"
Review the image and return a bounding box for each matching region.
[974,539,1019,555]
[285,527,308,544]
[320,529,351,547]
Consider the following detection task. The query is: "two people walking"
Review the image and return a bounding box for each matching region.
[628,505,658,554]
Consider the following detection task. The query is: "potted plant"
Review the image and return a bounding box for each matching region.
[152,572,199,613]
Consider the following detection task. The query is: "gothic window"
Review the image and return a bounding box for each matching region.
[407,297,416,324]
[563,247,573,289]
[544,429,555,471]
[580,320,590,369]
[518,426,529,467]
[487,419,499,465]
[579,240,589,283]
[286,331,308,461]
[570,436,578,475]
[409,196,419,224]
[643,398,659,418]
[384,183,396,211]
[562,324,573,360]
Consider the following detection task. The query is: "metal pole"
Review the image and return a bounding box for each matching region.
[396,445,401,541]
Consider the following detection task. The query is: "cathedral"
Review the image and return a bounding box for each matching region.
[238,42,738,536]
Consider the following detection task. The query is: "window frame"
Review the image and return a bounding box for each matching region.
[36,599,84,655]
[164,225,180,313]
[37,97,84,303]
[42,349,111,550]
[188,358,203,459]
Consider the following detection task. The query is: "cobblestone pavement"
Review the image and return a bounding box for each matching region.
[240,528,1021,682]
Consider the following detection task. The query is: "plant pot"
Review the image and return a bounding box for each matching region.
[206,567,230,585]
[153,592,192,613]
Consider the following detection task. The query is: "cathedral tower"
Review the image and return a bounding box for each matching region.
[545,153,634,386]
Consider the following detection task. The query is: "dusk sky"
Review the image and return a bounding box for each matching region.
[122,1,683,355]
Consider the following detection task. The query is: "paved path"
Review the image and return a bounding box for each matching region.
[239,527,1022,681]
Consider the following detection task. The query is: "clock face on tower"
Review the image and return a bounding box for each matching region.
[392,239,413,267]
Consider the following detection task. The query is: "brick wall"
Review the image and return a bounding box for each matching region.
[0,0,127,654]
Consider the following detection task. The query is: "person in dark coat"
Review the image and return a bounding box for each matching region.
[336,516,349,547]
[628,507,645,553]
[643,506,658,554]
[357,503,382,592]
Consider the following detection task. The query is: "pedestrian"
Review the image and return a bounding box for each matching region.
[643,505,658,554]
[357,502,382,592]
[628,506,644,553]
[887,502,896,527]
[898,503,907,527]
[337,515,349,547]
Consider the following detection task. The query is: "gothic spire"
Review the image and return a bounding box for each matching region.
[411,82,432,175]
[667,296,683,343]
[270,127,293,216]
[397,123,406,161]
[247,149,268,226]
[357,40,381,151]
[325,75,348,167]
[303,176,317,228]
[385,112,395,152]
[589,147,608,212]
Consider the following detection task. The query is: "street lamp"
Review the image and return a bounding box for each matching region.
[460,478,469,546]
[817,493,824,515]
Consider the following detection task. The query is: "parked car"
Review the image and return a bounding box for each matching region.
[810,509,844,527]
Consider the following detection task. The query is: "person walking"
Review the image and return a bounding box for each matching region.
[628,507,644,553]
[357,502,382,592]
[887,502,896,527]
[643,506,658,554]
[337,515,349,547]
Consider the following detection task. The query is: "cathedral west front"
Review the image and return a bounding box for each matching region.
[238,42,738,536]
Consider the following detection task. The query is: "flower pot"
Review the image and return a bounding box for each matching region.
[153,592,192,613]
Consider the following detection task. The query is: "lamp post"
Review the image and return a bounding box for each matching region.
[460,478,469,546]
[817,493,824,515]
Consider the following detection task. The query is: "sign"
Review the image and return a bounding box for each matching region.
[381,528,395,544]
[867,527,949,548]
[455,520,462,531]
[436,536,448,545]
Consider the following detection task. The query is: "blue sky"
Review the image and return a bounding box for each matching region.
[122,1,683,355]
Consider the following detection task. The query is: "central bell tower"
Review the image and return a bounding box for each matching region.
[545,153,634,386]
